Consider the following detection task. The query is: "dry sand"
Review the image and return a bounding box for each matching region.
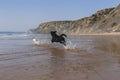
[79,32,120,36]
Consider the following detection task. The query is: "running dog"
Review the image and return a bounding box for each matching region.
[50,31,67,46]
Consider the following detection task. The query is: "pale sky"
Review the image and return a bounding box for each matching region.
[0,0,119,32]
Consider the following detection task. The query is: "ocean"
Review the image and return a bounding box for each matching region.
[0,32,30,53]
[0,32,96,53]
[0,32,120,80]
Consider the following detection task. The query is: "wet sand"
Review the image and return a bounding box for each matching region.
[0,35,120,80]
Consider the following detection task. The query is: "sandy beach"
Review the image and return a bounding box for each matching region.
[0,34,120,80]
[0,0,119,80]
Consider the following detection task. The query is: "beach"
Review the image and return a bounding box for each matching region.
[0,33,120,80]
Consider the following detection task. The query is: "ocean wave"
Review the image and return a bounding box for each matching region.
[0,32,29,40]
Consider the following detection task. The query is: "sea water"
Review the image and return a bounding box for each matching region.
[0,32,112,53]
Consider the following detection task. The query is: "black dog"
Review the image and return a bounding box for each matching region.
[50,31,67,46]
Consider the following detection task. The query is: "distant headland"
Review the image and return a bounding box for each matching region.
[28,4,120,35]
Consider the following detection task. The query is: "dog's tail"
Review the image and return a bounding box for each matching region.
[60,34,67,37]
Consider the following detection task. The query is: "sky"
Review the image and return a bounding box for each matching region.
[0,0,119,32]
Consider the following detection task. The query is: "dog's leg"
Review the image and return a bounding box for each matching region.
[60,41,66,46]
[51,39,54,43]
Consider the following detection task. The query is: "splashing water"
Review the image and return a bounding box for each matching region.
[32,38,76,50]
[32,38,50,45]
[63,39,76,49]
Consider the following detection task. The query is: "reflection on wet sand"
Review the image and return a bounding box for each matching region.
[49,48,66,80]
[0,35,120,80]
[95,36,120,63]
[48,47,114,80]
[95,36,120,54]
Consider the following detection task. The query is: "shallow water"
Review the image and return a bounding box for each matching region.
[0,34,120,80]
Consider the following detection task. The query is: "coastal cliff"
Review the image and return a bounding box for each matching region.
[29,4,120,35]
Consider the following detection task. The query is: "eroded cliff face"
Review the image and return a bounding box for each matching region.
[29,4,120,35]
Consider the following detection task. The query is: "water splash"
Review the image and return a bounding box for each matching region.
[32,38,50,45]
[63,39,76,49]
[32,38,40,45]
[32,38,76,50]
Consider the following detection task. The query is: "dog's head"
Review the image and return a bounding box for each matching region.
[50,31,57,35]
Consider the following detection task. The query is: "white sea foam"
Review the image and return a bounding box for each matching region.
[63,39,76,49]
[0,32,29,40]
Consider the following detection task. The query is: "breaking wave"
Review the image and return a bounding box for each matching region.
[0,32,29,40]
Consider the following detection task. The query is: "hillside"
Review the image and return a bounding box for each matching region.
[28,4,120,35]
